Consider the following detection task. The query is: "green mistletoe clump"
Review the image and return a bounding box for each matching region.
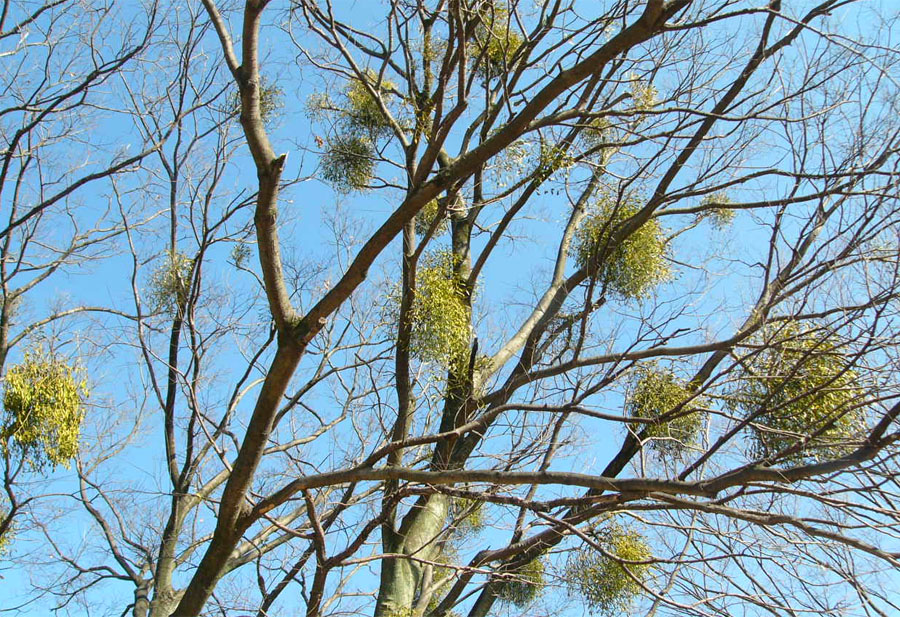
[231,78,283,124]
[343,71,395,136]
[320,134,376,193]
[574,196,670,299]
[2,348,89,471]
[414,198,449,237]
[494,557,545,607]
[697,192,735,229]
[449,496,484,536]
[536,142,574,181]
[566,524,653,615]
[313,70,395,193]
[627,365,704,456]
[580,117,612,148]
[731,324,865,463]
[470,3,523,78]
[148,250,194,314]
[409,250,471,369]
[0,500,12,557]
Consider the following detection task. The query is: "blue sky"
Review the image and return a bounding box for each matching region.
[3,1,900,616]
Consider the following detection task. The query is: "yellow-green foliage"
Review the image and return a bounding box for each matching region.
[450,496,484,535]
[409,251,471,368]
[494,557,544,607]
[415,198,449,237]
[697,193,735,229]
[231,79,283,124]
[230,242,252,269]
[1,348,89,471]
[425,546,471,617]
[344,72,394,135]
[567,525,653,615]
[537,142,574,181]
[581,117,612,148]
[305,91,333,122]
[321,134,375,193]
[627,365,704,455]
[148,250,193,313]
[574,196,670,299]
[629,74,658,120]
[307,71,394,136]
[0,503,11,557]
[731,324,865,462]
[257,82,284,124]
[630,74,659,124]
[0,524,9,557]
[470,4,523,77]
[492,138,529,183]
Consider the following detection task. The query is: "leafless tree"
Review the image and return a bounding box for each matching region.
[0,0,170,573]
[4,1,900,617]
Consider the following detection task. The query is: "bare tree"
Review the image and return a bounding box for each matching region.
[0,0,169,574]
[4,1,900,617]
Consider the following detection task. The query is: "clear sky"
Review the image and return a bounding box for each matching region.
[2,1,900,616]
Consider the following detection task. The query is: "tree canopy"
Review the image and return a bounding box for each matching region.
[2,1,900,616]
